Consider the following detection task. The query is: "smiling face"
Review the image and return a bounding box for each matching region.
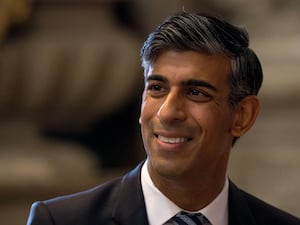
[140,50,238,185]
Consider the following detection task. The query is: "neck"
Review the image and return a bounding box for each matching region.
[149,166,227,211]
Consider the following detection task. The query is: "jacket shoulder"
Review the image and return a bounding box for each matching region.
[27,163,145,225]
[29,176,123,225]
[243,190,300,225]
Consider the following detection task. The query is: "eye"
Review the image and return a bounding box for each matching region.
[146,83,167,97]
[187,88,211,102]
[148,84,162,91]
[189,89,201,96]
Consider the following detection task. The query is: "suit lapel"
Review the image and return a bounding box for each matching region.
[228,181,257,225]
[111,165,258,225]
[112,162,149,225]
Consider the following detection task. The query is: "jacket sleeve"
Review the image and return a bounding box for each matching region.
[26,201,55,225]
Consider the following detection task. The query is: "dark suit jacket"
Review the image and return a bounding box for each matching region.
[27,163,300,225]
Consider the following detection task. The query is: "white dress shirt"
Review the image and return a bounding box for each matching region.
[141,160,229,225]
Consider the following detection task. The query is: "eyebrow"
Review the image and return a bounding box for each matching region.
[146,74,167,83]
[184,79,217,91]
[146,74,217,92]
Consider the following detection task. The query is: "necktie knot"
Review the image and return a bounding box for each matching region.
[165,211,210,225]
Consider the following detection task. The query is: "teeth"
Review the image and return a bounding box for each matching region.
[158,135,188,144]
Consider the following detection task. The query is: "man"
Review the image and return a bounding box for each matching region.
[26,12,300,225]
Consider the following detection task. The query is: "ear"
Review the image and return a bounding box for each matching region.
[230,96,260,138]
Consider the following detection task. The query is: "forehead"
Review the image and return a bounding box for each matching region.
[147,50,232,86]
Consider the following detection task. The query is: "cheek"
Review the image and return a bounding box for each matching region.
[140,100,148,123]
[193,105,216,123]
[194,105,233,133]
[139,94,148,124]
[139,100,156,133]
[140,97,162,122]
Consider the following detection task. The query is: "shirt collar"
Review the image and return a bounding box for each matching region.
[141,160,228,225]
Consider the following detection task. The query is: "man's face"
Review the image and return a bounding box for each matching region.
[139,50,238,183]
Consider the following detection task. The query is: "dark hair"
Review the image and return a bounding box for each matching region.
[141,12,263,107]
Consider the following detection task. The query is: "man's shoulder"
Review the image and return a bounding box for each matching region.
[240,187,300,225]
[45,175,122,207]
[244,191,300,224]
[27,164,145,225]
[37,176,123,223]
[43,163,143,210]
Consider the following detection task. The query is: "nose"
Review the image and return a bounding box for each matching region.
[157,90,187,124]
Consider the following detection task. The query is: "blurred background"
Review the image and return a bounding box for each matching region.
[0,0,299,224]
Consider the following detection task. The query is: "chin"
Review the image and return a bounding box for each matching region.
[149,157,187,180]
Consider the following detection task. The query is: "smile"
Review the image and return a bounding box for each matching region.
[157,135,190,144]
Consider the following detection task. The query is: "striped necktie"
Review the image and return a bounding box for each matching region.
[165,211,211,225]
